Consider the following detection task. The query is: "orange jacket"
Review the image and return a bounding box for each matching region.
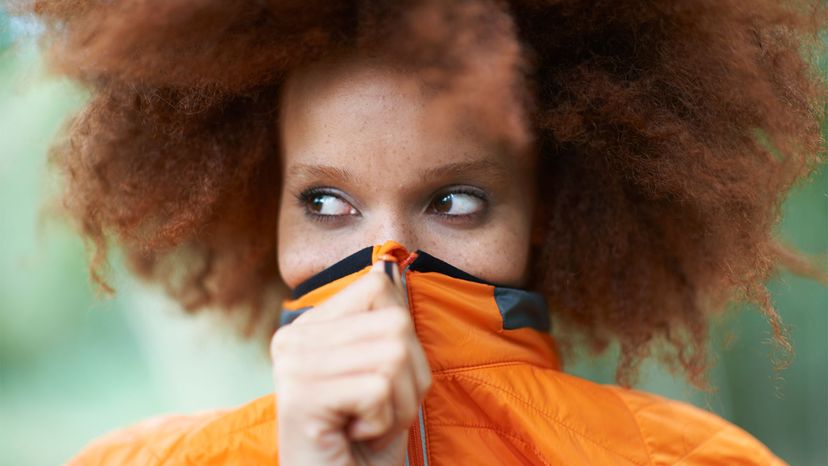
[67,240,786,465]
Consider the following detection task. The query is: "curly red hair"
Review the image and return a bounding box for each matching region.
[14,0,828,386]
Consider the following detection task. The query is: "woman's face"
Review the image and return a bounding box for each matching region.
[277,56,538,289]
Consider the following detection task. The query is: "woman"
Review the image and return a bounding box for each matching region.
[17,0,827,464]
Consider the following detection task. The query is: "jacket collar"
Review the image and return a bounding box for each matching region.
[280,241,561,372]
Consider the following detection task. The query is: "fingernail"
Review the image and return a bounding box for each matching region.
[372,258,395,281]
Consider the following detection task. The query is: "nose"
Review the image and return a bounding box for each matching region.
[365,210,418,252]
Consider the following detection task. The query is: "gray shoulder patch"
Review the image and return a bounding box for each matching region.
[493,288,551,331]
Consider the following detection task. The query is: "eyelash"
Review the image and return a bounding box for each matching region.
[294,186,488,223]
[294,187,354,224]
[427,187,488,220]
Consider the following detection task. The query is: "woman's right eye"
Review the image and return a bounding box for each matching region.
[299,190,358,218]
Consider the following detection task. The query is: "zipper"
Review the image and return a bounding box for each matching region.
[405,405,428,466]
[395,255,429,466]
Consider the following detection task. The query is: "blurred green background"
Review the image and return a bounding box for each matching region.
[1,10,826,466]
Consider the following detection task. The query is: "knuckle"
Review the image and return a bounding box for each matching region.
[416,364,433,393]
[272,345,314,378]
[385,341,409,370]
[270,324,303,356]
[275,384,309,417]
[362,272,386,292]
[423,372,433,391]
[272,354,296,376]
[270,328,290,356]
[368,374,393,401]
[300,420,326,444]
[422,371,432,393]
[369,272,397,296]
[400,403,418,425]
[275,384,302,407]
[376,409,393,431]
[384,310,410,335]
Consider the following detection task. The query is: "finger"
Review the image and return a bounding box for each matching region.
[272,331,421,441]
[271,306,408,354]
[354,429,408,459]
[408,336,433,400]
[294,262,403,325]
[346,351,419,441]
[371,259,405,310]
[279,372,395,444]
[275,333,411,381]
[376,254,397,283]
[323,372,395,439]
[389,351,420,432]
[373,260,431,398]
[376,253,406,297]
[360,419,411,453]
[273,341,427,441]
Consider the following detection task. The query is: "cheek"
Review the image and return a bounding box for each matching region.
[415,199,535,287]
[277,196,322,289]
[421,224,532,287]
[476,227,533,286]
[277,197,366,289]
[276,199,300,288]
[430,179,537,287]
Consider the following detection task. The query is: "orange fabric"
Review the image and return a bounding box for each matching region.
[66,241,787,465]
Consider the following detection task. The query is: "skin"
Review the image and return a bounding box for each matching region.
[276,55,538,289]
[271,55,538,465]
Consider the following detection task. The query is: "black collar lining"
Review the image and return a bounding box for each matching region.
[290,246,513,299]
[407,250,502,286]
[290,246,374,299]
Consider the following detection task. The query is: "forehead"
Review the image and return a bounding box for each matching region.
[278,56,534,173]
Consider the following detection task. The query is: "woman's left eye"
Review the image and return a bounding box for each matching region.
[428,190,486,217]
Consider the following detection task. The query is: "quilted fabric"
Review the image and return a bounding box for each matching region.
[66,241,786,465]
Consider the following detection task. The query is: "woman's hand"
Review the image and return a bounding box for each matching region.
[271,260,432,466]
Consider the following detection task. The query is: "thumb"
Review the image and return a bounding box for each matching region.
[294,258,407,325]
[370,257,406,310]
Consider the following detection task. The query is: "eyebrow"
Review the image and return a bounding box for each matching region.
[288,159,510,186]
[418,159,510,184]
[288,164,358,185]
